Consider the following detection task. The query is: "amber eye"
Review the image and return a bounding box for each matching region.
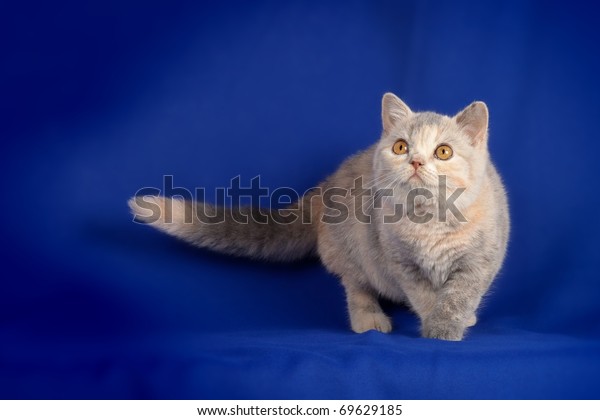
[435,144,453,160]
[392,139,409,155]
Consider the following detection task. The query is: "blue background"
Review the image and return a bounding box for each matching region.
[2,0,600,398]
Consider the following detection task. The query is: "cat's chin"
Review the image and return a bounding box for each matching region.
[407,175,423,184]
[405,175,433,188]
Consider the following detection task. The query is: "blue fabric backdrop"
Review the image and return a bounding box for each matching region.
[1,0,600,399]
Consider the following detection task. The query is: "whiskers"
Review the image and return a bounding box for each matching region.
[359,171,404,216]
[348,165,450,221]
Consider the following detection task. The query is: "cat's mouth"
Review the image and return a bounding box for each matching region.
[408,172,423,183]
[406,171,437,188]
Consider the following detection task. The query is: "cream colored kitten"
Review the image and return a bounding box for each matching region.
[129,93,509,341]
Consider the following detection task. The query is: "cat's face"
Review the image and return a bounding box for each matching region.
[374,94,489,202]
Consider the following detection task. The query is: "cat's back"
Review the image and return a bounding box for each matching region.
[319,146,376,191]
[486,160,510,255]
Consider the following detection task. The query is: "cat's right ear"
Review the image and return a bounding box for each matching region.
[382,93,412,134]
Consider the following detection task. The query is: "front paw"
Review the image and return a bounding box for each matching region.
[350,311,392,333]
[422,320,465,341]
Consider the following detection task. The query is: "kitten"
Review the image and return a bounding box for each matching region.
[129,93,509,341]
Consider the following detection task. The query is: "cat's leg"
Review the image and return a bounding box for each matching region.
[397,276,437,325]
[399,272,480,341]
[344,282,392,333]
[421,269,489,341]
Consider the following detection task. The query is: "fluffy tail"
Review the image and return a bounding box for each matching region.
[128,193,321,262]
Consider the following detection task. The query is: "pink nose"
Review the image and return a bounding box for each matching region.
[410,159,424,170]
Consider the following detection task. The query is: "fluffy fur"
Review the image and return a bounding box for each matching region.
[129,93,509,341]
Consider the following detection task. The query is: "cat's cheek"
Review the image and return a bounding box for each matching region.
[441,164,470,189]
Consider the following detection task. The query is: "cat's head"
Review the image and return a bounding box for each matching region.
[374,93,490,206]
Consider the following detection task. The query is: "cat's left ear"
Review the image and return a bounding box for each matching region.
[454,101,489,146]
